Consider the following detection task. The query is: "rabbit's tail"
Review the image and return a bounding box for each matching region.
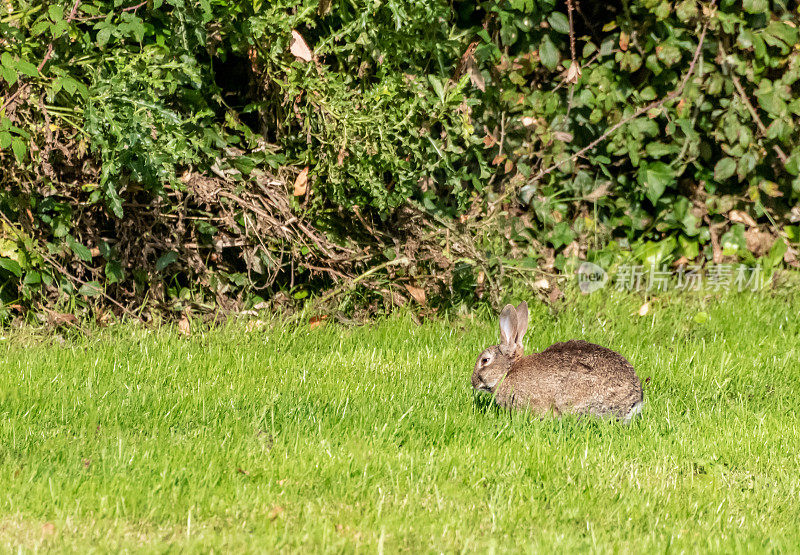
[621,400,644,424]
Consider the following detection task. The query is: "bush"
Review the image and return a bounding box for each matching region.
[1,0,799,318]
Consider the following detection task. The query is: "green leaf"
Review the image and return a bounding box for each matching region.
[0,131,11,149]
[638,162,675,204]
[1,66,17,86]
[156,251,179,272]
[742,0,768,13]
[61,77,79,95]
[31,18,51,36]
[764,239,787,268]
[232,155,256,175]
[764,21,798,49]
[23,271,42,286]
[50,19,70,38]
[539,35,560,71]
[11,137,26,161]
[645,142,678,158]
[549,222,575,250]
[16,60,39,78]
[78,281,102,296]
[655,43,681,67]
[676,0,698,21]
[68,239,93,262]
[0,52,13,69]
[693,311,709,324]
[97,27,113,48]
[714,157,736,181]
[737,152,757,180]
[428,75,445,103]
[48,4,64,21]
[547,12,570,34]
[786,150,800,176]
[105,260,124,283]
[0,257,22,277]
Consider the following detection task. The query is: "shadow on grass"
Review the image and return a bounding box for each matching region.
[471,390,645,434]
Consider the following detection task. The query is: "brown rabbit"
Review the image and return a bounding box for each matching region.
[472,302,643,422]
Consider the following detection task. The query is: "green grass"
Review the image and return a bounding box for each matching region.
[1,292,800,552]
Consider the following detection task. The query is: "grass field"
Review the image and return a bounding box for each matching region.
[1,291,800,552]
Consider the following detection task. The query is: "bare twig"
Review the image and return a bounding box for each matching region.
[566,0,577,63]
[314,257,411,307]
[564,0,578,125]
[528,0,717,186]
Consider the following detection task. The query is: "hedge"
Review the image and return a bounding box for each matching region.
[1,0,798,318]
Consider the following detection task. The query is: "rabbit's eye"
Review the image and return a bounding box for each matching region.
[481,357,489,365]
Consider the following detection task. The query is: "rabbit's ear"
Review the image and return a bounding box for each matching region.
[515,301,529,346]
[499,304,518,347]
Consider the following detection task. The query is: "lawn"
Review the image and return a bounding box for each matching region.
[1,291,799,552]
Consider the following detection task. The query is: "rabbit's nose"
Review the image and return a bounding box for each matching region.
[472,373,489,391]
[471,373,482,389]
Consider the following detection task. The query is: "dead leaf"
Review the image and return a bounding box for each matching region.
[533,278,550,290]
[521,116,536,127]
[673,256,689,267]
[728,209,757,227]
[268,506,285,521]
[42,522,55,535]
[465,55,485,92]
[619,31,630,52]
[293,166,309,196]
[290,30,313,62]
[565,60,582,84]
[246,320,267,332]
[760,180,783,197]
[638,302,650,317]
[785,245,799,268]
[745,227,775,257]
[584,182,610,202]
[790,206,800,223]
[82,458,91,469]
[48,312,78,327]
[563,241,580,258]
[178,315,191,336]
[404,284,426,305]
[475,270,486,299]
[236,467,251,476]
[548,284,563,303]
[317,0,332,16]
[309,315,328,329]
[553,130,573,143]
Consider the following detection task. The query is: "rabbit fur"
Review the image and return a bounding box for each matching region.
[472,302,643,422]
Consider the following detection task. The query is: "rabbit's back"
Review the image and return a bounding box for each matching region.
[496,340,643,420]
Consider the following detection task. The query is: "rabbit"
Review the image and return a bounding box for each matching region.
[472,302,643,423]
